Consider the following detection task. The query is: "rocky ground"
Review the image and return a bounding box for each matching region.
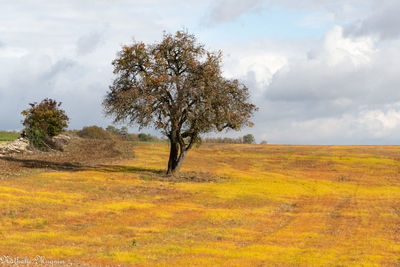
[0,137,30,157]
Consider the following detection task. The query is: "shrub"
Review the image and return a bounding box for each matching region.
[243,134,255,144]
[138,133,157,142]
[77,126,114,140]
[124,133,139,142]
[21,98,69,149]
[106,125,139,141]
[202,137,243,144]
[105,125,119,135]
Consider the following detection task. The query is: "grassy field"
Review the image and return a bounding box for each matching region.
[1,143,400,266]
[0,131,19,142]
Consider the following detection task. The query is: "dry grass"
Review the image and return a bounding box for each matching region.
[1,143,400,266]
[0,137,134,180]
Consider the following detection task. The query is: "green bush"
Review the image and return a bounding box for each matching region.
[21,98,69,149]
[106,125,139,141]
[138,133,156,142]
[243,134,255,144]
[77,126,114,140]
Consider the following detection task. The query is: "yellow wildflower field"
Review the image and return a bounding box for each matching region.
[1,143,400,266]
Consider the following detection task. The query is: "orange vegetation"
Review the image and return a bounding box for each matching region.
[0,143,400,266]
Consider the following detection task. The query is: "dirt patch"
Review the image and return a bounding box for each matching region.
[0,137,135,180]
[139,171,228,183]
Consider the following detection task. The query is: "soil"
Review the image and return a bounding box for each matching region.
[0,136,135,180]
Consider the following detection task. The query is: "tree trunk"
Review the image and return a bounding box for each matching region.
[167,138,179,175]
[174,150,186,173]
[167,136,187,175]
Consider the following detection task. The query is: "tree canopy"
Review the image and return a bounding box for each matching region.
[243,134,255,144]
[104,31,257,174]
[21,98,69,149]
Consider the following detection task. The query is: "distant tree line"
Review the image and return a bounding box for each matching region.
[74,125,164,143]
[76,128,266,145]
[203,134,264,144]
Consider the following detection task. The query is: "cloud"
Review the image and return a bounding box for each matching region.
[206,0,263,24]
[0,47,28,59]
[323,26,375,66]
[41,59,76,81]
[206,0,374,25]
[76,32,104,55]
[359,108,400,134]
[215,22,400,144]
[223,46,288,93]
[345,1,400,40]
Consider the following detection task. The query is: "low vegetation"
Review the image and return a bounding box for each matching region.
[77,125,114,140]
[0,143,399,265]
[0,131,19,142]
[0,135,134,180]
[21,98,69,149]
[202,134,256,144]
[75,125,163,143]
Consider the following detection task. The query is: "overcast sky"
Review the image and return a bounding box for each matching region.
[1,0,400,144]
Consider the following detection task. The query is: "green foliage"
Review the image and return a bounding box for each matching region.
[202,136,244,144]
[105,125,119,135]
[243,134,255,144]
[106,125,139,141]
[138,133,157,142]
[26,128,46,148]
[0,131,20,142]
[77,126,114,140]
[203,135,257,144]
[21,98,69,148]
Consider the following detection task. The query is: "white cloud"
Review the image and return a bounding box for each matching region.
[223,48,288,90]
[324,26,375,66]
[0,47,28,59]
[245,21,400,144]
[359,109,400,134]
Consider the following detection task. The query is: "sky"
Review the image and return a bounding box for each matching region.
[1,0,400,144]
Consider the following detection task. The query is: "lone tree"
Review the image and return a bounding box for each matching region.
[21,98,69,149]
[243,134,255,144]
[104,31,257,175]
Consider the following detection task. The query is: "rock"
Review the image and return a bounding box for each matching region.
[47,134,71,151]
[0,138,30,157]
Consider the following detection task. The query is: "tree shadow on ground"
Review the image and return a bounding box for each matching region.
[1,157,222,183]
[1,156,84,171]
[1,156,165,175]
[95,165,165,175]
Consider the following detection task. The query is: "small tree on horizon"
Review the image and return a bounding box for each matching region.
[103,30,257,175]
[21,98,69,149]
[243,134,255,144]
